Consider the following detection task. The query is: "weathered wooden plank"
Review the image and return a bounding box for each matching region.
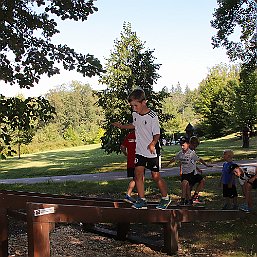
[0,193,128,210]
[0,208,8,257]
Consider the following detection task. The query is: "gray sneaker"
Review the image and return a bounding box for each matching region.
[132,198,147,209]
[156,198,171,210]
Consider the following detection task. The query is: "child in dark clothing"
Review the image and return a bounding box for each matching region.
[220,150,238,210]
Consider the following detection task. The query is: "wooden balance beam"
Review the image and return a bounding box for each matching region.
[24,202,245,257]
[0,190,245,257]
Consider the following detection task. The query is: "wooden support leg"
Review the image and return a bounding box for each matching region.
[0,208,8,257]
[163,220,179,255]
[116,222,130,241]
[27,203,51,257]
[27,221,51,257]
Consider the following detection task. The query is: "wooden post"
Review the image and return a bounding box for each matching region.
[27,204,51,257]
[0,208,8,257]
[116,222,130,241]
[163,213,179,255]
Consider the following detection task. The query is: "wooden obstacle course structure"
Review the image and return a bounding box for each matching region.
[0,190,246,257]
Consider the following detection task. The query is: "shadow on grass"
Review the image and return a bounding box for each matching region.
[0,146,126,179]
[162,135,257,163]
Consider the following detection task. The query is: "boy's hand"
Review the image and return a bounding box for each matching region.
[147,142,156,154]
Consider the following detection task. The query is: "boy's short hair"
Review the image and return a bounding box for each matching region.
[229,163,239,173]
[179,136,190,145]
[128,88,146,103]
[190,136,200,145]
[223,149,234,157]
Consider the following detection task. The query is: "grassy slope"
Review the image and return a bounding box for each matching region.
[0,134,256,180]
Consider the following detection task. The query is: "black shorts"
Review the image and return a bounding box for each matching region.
[127,167,135,178]
[247,179,257,189]
[223,184,238,198]
[135,154,160,172]
[181,172,203,187]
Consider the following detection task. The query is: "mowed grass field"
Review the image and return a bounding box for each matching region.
[0,133,256,180]
[0,133,256,256]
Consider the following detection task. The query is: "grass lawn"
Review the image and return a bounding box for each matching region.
[0,133,256,180]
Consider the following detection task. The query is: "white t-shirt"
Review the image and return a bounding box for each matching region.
[175,149,200,174]
[238,166,257,186]
[132,110,160,158]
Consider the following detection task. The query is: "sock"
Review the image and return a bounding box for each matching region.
[162,196,169,200]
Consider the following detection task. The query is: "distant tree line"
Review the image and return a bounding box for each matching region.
[22,62,256,155]
[19,81,105,154]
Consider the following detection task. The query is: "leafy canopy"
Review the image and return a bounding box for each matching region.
[211,0,257,70]
[0,0,102,88]
[0,95,56,159]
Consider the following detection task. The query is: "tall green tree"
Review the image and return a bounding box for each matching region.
[211,0,257,70]
[233,69,257,132]
[194,64,240,138]
[97,22,167,153]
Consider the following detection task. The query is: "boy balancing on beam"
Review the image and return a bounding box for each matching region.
[112,88,171,210]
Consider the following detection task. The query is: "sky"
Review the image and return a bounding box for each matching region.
[1,0,236,97]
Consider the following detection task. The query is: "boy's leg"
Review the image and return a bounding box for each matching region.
[181,180,189,199]
[244,182,253,209]
[124,179,136,203]
[151,171,168,197]
[185,182,191,200]
[134,166,145,198]
[222,184,231,209]
[148,157,171,210]
[152,172,171,209]
[126,167,136,196]
[194,179,205,195]
[127,179,136,196]
[192,175,205,198]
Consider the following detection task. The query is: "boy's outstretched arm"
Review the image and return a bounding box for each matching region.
[163,156,176,168]
[199,158,213,167]
[112,122,135,130]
